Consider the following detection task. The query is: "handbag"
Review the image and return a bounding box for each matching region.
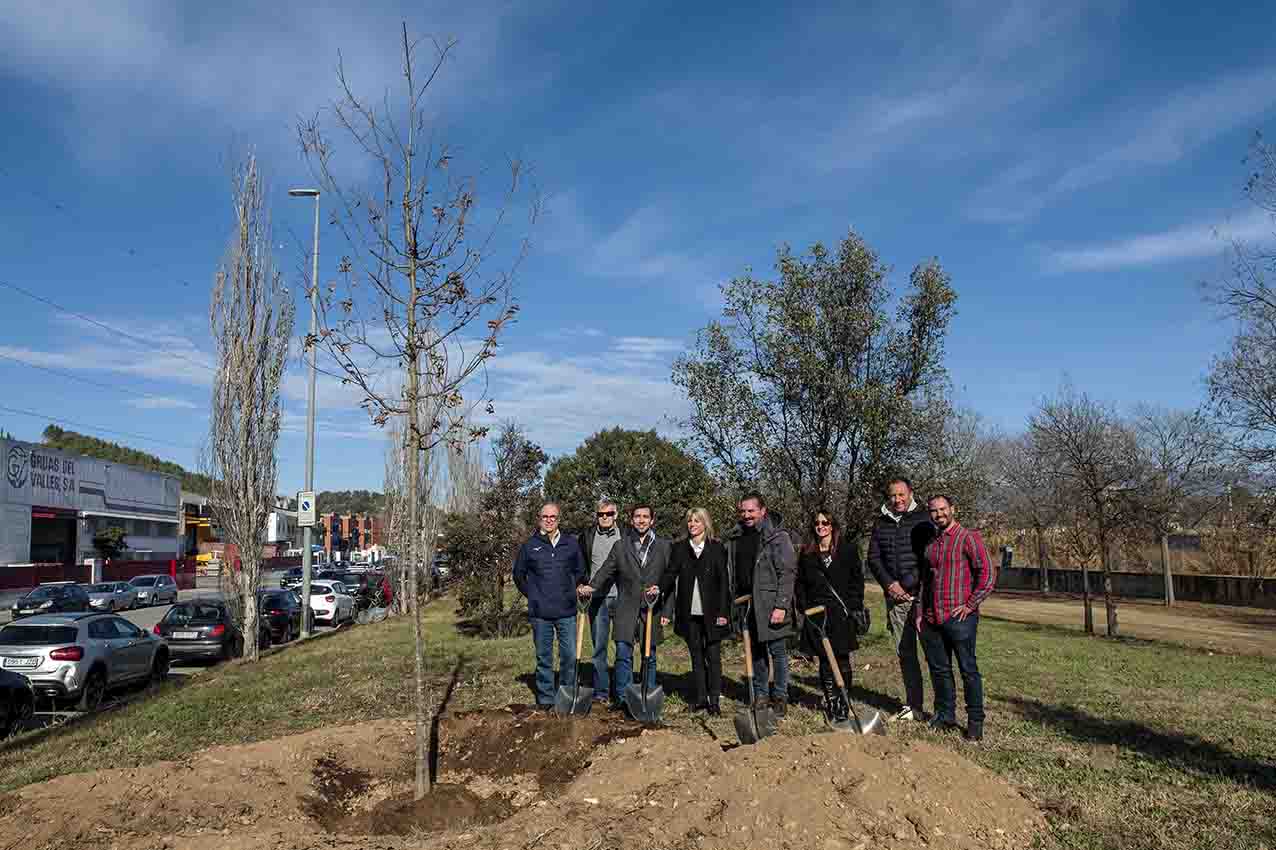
[852,606,871,637]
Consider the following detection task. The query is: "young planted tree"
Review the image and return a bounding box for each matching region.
[672,231,956,531]
[998,433,1062,593]
[1029,387,1141,636]
[204,153,295,661]
[298,25,533,799]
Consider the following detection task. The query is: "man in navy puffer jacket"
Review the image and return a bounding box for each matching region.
[513,502,587,709]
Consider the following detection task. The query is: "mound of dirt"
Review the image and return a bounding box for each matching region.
[0,708,1044,850]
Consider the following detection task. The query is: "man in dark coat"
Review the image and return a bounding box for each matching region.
[578,504,672,711]
[723,492,797,716]
[867,477,936,722]
[513,502,587,710]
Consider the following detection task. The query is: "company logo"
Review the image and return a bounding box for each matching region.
[7,446,29,489]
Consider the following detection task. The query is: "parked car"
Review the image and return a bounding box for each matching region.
[308,581,355,626]
[0,613,169,711]
[256,590,313,643]
[85,581,136,612]
[0,668,35,738]
[10,583,91,620]
[129,574,179,607]
[153,600,271,661]
[279,567,304,591]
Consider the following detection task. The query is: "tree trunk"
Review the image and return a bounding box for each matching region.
[1160,533,1174,607]
[242,573,259,661]
[1099,526,1118,637]
[1080,558,1094,634]
[1035,527,1049,594]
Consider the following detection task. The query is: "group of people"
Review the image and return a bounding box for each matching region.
[511,477,996,740]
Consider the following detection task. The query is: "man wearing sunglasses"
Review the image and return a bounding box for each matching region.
[579,499,623,705]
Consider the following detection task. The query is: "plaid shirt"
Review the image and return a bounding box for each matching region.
[922,523,996,625]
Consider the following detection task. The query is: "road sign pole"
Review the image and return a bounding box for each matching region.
[297,490,317,637]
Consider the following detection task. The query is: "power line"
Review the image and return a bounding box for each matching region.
[0,278,217,375]
[0,404,198,450]
[0,351,205,410]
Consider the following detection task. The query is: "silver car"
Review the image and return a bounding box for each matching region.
[0,613,170,711]
[128,574,179,607]
[85,582,136,612]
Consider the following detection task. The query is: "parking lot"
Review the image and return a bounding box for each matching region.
[1,570,356,735]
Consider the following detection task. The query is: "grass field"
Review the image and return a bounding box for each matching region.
[0,598,1272,850]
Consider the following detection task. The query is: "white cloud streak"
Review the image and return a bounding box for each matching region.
[1044,207,1275,272]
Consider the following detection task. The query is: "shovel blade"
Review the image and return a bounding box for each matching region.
[623,684,664,724]
[734,704,775,744]
[554,683,594,717]
[855,708,886,735]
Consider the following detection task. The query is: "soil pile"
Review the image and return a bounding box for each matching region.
[0,706,1044,850]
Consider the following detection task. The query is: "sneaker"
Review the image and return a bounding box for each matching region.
[964,722,984,742]
[892,706,916,722]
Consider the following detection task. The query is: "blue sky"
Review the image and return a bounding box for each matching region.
[1,0,1274,494]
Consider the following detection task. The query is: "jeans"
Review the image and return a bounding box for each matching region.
[588,596,616,699]
[530,615,577,706]
[615,641,657,693]
[886,597,925,711]
[684,616,723,705]
[920,613,984,724]
[751,636,789,703]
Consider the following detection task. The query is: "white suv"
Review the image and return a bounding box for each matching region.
[0,613,170,711]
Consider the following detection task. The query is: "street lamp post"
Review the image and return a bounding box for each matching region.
[289,187,320,637]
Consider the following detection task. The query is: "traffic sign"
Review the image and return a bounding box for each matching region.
[297,490,316,527]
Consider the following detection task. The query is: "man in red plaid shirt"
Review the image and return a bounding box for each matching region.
[919,494,996,741]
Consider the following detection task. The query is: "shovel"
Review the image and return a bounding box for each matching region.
[623,603,664,724]
[733,594,774,745]
[804,605,885,736]
[554,602,593,717]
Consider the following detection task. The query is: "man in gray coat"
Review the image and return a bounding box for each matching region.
[723,492,797,716]
[578,504,673,712]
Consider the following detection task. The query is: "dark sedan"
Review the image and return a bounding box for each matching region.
[153,601,272,661]
[279,567,304,591]
[256,591,313,643]
[0,668,34,739]
[10,583,90,620]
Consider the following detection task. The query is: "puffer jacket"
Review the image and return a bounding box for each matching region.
[866,503,934,594]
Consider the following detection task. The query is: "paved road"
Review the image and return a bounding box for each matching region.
[865,583,1276,657]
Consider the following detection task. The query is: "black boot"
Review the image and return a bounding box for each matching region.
[706,697,721,716]
[818,665,841,726]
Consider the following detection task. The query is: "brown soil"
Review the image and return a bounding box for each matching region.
[0,707,1044,850]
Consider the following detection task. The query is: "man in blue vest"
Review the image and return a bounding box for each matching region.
[513,502,588,710]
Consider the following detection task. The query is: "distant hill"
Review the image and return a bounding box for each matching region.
[286,489,385,516]
[40,425,214,495]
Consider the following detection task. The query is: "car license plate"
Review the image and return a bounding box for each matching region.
[173,631,199,639]
[2,656,39,669]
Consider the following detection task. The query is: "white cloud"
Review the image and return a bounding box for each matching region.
[1044,207,1274,272]
[970,66,1276,223]
[126,396,198,410]
[482,335,689,455]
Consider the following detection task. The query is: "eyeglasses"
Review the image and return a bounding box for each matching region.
[814,520,832,527]
[596,511,616,518]
[540,514,559,520]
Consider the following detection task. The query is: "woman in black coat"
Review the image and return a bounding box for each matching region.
[658,507,732,714]
[796,508,865,725]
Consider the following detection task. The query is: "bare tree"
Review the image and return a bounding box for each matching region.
[999,433,1062,594]
[1029,387,1141,636]
[1132,406,1234,605]
[204,154,295,661]
[382,422,411,614]
[1206,133,1276,467]
[297,24,534,799]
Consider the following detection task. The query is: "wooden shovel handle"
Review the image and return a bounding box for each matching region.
[575,609,587,657]
[734,594,752,605]
[741,621,754,678]
[822,636,846,690]
[643,604,654,658]
[804,605,825,616]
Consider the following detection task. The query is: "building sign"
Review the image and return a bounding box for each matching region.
[6,444,77,509]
